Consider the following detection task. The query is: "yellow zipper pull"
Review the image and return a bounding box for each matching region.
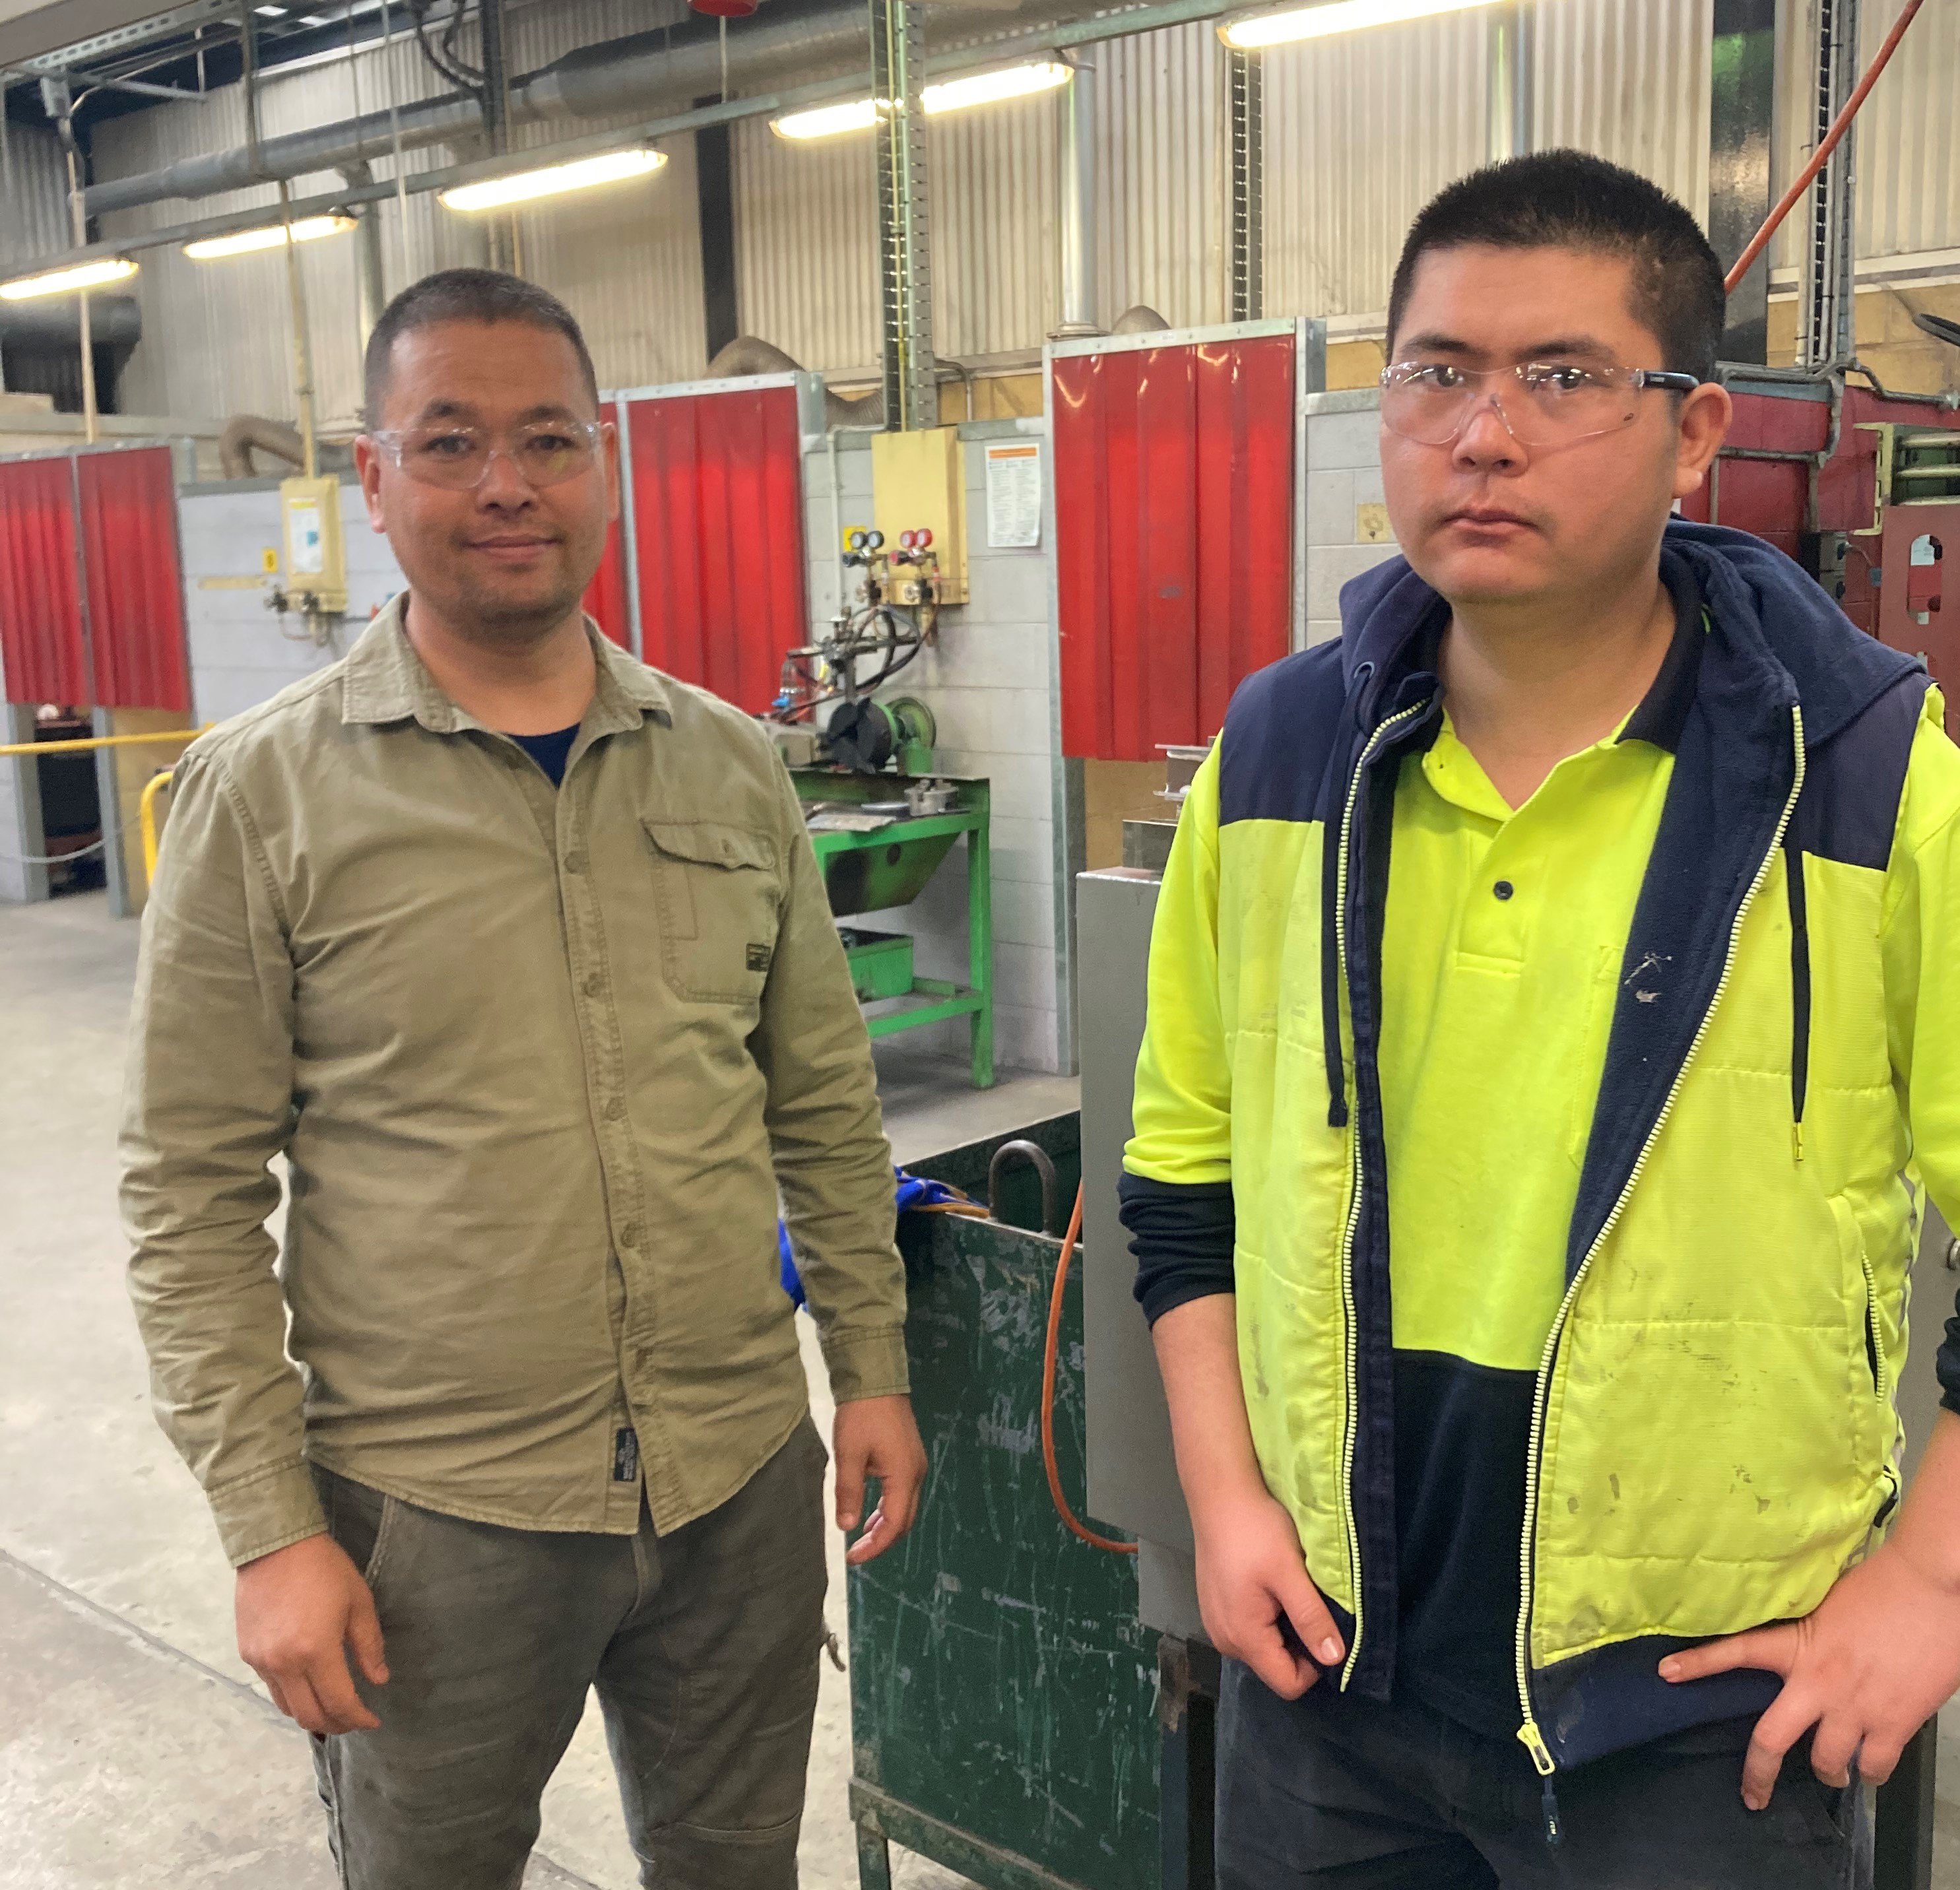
[1792,1121,1806,1164]
[1517,1722,1561,1845]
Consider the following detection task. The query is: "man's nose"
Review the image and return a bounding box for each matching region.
[1451,395,1524,472]
[475,446,537,507]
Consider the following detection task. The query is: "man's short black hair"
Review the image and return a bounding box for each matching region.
[363,268,599,423]
[1386,149,1726,383]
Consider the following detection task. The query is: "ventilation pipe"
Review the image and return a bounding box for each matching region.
[84,0,1099,220]
[220,415,308,478]
[1055,54,1097,336]
[704,333,884,427]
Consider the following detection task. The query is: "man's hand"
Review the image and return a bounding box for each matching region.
[1192,1483,1346,1700]
[1660,1536,1960,1809]
[833,1394,928,1567]
[236,1533,389,1736]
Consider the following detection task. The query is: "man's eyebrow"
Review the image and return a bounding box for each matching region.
[1393,333,1620,362]
[412,398,479,423]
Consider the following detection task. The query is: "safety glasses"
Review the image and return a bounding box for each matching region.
[1379,360,1703,447]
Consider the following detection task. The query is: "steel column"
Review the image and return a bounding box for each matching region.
[1227,50,1262,325]
[1800,0,1860,371]
[1710,0,1779,364]
[1484,0,1532,164]
[871,0,935,431]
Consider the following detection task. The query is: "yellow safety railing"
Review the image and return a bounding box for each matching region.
[0,729,203,756]
[141,769,177,884]
[0,727,205,884]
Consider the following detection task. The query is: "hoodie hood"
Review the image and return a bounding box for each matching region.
[1335,518,1922,746]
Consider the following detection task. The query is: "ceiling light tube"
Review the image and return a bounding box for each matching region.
[183,214,358,260]
[1221,0,1501,51]
[438,148,667,212]
[0,257,139,301]
[771,98,880,141]
[923,61,1072,114]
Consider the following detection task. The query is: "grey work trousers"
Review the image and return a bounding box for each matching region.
[308,1416,830,1890]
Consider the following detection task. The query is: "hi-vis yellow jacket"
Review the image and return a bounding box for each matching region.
[1123,521,1960,1775]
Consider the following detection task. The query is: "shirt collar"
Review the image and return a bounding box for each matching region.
[340,592,672,732]
[1616,553,1706,754]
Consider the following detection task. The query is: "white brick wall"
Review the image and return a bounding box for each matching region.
[1303,391,1401,649]
[181,480,405,726]
[804,424,1065,1074]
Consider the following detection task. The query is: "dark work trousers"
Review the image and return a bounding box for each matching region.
[1216,1658,1872,1890]
[308,1416,830,1890]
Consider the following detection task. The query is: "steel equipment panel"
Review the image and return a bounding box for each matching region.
[624,382,808,714]
[1053,330,1297,761]
[0,455,86,706]
[77,447,192,713]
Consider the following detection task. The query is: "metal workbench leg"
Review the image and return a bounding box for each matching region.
[1159,1636,1219,1890]
[855,1813,896,1890]
[1873,1716,1938,1890]
[966,816,995,1090]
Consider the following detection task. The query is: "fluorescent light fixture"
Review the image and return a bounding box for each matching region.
[771,98,881,140]
[438,147,667,212]
[772,61,1072,139]
[923,61,1071,113]
[183,214,358,260]
[1221,0,1501,50]
[254,5,286,15]
[0,257,138,301]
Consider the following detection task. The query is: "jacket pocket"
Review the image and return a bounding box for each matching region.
[1831,1194,1887,1403]
[643,818,782,1005]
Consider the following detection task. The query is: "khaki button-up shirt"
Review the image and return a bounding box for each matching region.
[121,601,907,1567]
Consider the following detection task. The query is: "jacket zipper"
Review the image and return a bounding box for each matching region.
[1513,705,1808,1811]
[1330,696,1431,1689]
[1858,1249,1889,1401]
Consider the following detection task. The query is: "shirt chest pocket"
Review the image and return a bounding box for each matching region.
[642,818,783,1005]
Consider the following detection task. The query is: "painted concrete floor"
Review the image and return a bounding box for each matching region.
[0,890,1078,1890]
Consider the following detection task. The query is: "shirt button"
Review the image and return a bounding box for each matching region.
[604,1096,626,1121]
[1493,880,1516,901]
[564,853,588,875]
[619,1224,641,1251]
[583,973,604,998]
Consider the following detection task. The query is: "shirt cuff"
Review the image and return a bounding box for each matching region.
[209,1458,330,1568]
[821,1326,911,1403]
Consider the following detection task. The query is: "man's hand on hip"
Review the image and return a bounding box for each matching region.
[1192,1482,1346,1701]
[833,1394,928,1567]
[1660,1534,1960,1808]
[236,1533,390,1736]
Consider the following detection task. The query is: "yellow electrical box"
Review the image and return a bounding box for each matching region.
[871,427,967,604]
[280,474,348,615]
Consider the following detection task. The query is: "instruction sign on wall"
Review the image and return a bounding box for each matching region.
[985,441,1042,549]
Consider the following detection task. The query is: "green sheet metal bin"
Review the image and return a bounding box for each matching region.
[850,1115,1159,1889]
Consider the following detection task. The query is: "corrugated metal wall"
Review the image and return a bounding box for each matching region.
[1264,10,1491,321]
[0,121,71,267]
[53,0,1960,424]
[1774,0,1960,271]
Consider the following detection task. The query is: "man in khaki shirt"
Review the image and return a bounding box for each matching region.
[121,269,927,1890]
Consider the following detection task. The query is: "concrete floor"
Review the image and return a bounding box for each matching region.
[0,889,1080,1890]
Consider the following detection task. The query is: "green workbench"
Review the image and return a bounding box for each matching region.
[793,770,995,1089]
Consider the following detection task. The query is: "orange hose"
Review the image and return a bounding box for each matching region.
[1040,1180,1138,1555]
[1723,0,1925,296]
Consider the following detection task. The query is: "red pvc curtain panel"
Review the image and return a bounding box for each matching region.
[581,403,632,648]
[77,447,192,713]
[0,457,86,706]
[1053,335,1296,761]
[627,384,808,713]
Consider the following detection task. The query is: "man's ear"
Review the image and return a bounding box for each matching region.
[1672,382,1732,502]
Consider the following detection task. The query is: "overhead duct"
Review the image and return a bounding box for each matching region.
[0,294,141,350]
[84,0,1096,220]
